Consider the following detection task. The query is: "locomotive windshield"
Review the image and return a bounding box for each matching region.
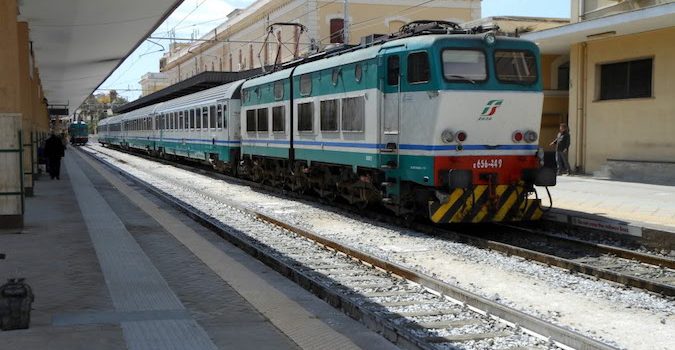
[441,49,486,83]
[494,50,537,84]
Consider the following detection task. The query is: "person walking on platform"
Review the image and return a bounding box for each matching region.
[550,123,571,175]
[44,133,65,180]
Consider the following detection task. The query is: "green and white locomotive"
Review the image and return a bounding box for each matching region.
[99,21,555,223]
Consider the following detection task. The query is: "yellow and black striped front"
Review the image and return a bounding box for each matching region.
[428,184,543,223]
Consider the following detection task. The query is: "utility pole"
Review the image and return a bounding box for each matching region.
[343,0,349,44]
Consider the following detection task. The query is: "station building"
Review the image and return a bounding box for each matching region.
[523,0,675,184]
[151,0,482,85]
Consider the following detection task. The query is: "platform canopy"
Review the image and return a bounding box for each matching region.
[17,0,184,115]
[523,3,675,54]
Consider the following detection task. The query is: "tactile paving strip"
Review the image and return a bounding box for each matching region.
[65,156,218,350]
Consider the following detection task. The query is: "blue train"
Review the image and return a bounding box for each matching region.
[98,21,555,223]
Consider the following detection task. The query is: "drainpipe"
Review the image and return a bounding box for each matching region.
[575,42,587,173]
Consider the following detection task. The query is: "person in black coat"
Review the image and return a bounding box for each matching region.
[44,133,65,180]
[549,123,571,175]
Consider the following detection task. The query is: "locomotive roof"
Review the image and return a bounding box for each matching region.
[243,33,535,85]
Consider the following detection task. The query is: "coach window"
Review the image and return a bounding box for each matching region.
[408,52,430,83]
[297,102,313,132]
[320,99,339,131]
[342,96,365,132]
[257,108,269,132]
[196,108,202,129]
[272,106,285,132]
[216,105,223,129]
[208,105,215,129]
[300,74,312,96]
[442,49,487,83]
[387,56,400,85]
[202,106,209,129]
[246,110,256,132]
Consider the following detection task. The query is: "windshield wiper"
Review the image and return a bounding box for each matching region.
[448,75,476,84]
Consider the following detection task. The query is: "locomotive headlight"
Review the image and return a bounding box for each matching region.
[441,129,455,143]
[524,130,538,143]
[484,33,496,46]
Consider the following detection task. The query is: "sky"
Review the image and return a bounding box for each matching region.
[99,0,571,101]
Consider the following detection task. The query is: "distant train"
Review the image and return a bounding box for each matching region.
[68,121,89,146]
[98,21,556,224]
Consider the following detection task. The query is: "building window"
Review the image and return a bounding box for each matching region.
[341,96,365,132]
[330,18,344,44]
[599,58,652,100]
[272,106,285,132]
[387,56,400,85]
[320,99,339,131]
[246,110,256,132]
[257,108,268,132]
[297,102,313,132]
[300,74,312,96]
[408,52,430,83]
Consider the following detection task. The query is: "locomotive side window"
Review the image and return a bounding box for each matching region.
[272,106,285,132]
[387,56,400,85]
[442,49,486,83]
[341,96,365,132]
[408,52,430,83]
[209,106,216,129]
[300,74,312,96]
[257,108,269,132]
[274,81,284,100]
[246,110,256,132]
[494,50,537,85]
[320,99,339,131]
[354,64,362,83]
[297,102,314,132]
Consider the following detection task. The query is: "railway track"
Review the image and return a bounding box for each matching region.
[87,143,675,299]
[79,146,617,350]
[446,224,675,297]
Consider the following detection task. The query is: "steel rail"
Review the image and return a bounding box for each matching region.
[90,144,675,297]
[499,224,675,269]
[80,146,617,350]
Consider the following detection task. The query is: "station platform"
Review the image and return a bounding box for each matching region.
[546,175,675,246]
[0,149,398,350]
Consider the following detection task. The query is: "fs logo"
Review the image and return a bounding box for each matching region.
[479,99,503,120]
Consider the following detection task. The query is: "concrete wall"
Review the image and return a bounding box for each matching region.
[567,26,675,174]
